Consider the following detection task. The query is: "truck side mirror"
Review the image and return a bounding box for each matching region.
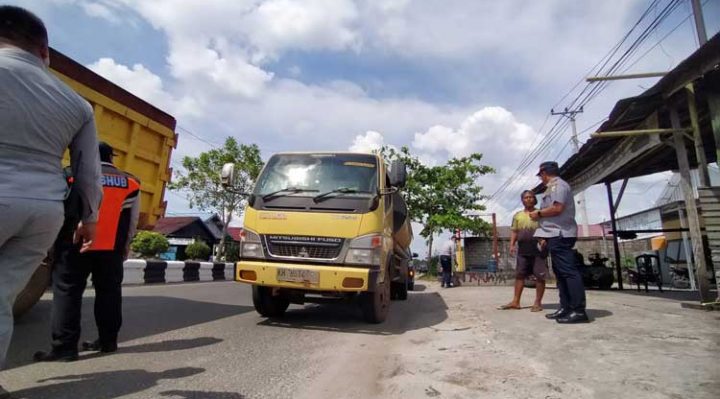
[389,160,407,188]
[221,163,235,188]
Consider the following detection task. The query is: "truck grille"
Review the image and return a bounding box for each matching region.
[264,235,344,259]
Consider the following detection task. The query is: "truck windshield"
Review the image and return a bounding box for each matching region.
[254,154,378,199]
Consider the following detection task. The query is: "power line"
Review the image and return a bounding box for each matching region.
[487,0,684,208]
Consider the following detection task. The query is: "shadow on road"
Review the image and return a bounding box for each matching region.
[257,291,448,335]
[7,296,252,370]
[10,367,204,399]
[160,390,245,398]
[410,284,427,292]
[88,337,224,357]
[608,288,712,302]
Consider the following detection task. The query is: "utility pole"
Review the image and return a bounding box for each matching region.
[551,107,590,238]
[690,0,708,46]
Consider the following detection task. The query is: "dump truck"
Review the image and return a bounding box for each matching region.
[12,48,177,318]
[222,152,413,323]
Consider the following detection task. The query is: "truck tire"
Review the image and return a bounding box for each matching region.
[408,281,414,291]
[13,262,52,319]
[252,286,289,318]
[391,281,408,301]
[360,272,391,323]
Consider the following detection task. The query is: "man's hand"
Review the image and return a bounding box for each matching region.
[537,239,547,253]
[74,221,97,253]
[529,210,540,221]
[509,245,517,256]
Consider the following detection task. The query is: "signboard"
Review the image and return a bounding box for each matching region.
[168,238,194,246]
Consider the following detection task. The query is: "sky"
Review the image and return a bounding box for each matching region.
[9,0,720,254]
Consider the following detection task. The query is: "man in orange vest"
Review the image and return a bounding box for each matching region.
[34,142,140,361]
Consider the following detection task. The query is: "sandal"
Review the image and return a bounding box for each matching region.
[531,305,543,312]
[497,303,521,310]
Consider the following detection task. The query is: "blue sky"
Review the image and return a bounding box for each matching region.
[8,0,720,253]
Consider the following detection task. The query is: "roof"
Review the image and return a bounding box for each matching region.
[49,48,176,130]
[227,227,244,242]
[556,33,720,192]
[153,217,198,235]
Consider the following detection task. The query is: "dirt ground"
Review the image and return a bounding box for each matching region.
[300,282,720,399]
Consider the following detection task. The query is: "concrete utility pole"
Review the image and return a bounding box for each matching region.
[690,0,708,46]
[551,107,590,238]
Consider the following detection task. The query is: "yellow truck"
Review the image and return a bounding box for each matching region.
[13,48,177,317]
[222,152,413,323]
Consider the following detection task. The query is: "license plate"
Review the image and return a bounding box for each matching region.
[277,268,320,284]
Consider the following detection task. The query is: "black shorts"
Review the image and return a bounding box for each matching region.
[516,255,548,281]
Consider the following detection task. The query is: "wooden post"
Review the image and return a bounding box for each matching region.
[670,107,712,302]
[492,213,499,263]
[606,182,624,290]
[686,84,711,187]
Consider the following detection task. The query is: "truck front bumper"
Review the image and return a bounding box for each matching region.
[235,261,379,292]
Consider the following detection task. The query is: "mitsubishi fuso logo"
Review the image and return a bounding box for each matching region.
[298,247,310,258]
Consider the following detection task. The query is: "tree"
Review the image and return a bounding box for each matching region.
[169,137,263,259]
[131,231,170,259]
[381,146,494,264]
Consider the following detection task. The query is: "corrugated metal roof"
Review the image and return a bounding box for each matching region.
[555,33,720,191]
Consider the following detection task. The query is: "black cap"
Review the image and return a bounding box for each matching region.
[99,142,116,163]
[536,161,559,176]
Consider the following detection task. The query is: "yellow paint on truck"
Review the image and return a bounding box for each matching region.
[49,48,177,228]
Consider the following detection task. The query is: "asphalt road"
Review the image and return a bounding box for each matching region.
[3,281,718,399]
[3,281,448,399]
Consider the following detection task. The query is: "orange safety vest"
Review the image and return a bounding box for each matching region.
[90,164,141,251]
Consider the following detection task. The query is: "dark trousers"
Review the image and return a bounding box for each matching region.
[547,237,586,312]
[51,241,124,351]
[442,269,452,286]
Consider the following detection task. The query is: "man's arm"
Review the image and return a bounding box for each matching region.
[69,109,103,252]
[509,230,518,255]
[125,193,141,259]
[530,201,565,220]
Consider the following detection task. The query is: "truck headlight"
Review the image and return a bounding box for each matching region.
[344,234,382,266]
[241,229,263,259]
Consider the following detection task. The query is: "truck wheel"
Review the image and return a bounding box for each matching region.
[13,262,52,319]
[408,282,414,291]
[252,286,289,318]
[360,274,391,323]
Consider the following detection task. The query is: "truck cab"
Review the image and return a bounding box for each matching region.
[225,152,412,323]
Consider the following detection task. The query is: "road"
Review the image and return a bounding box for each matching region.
[3,281,719,399]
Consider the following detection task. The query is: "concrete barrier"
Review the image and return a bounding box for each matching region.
[123,260,235,286]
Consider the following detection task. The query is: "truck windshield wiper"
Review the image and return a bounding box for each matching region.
[313,187,362,203]
[262,187,318,201]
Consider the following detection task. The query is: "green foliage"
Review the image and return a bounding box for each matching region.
[131,231,170,259]
[185,239,211,260]
[224,236,240,262]
[169,137,264,257]
[380,146,495,239]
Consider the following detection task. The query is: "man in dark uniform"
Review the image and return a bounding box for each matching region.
[34,142,141,361]
[530,161,588,324]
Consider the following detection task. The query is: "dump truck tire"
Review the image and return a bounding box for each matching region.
[360,268,391,323]
[13,262,51,319]
[252,286,289,318]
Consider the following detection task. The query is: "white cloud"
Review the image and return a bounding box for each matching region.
[86,57,200,118]
[349,131,385,153]
[247,0,360,61]
[413,106,537,166]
